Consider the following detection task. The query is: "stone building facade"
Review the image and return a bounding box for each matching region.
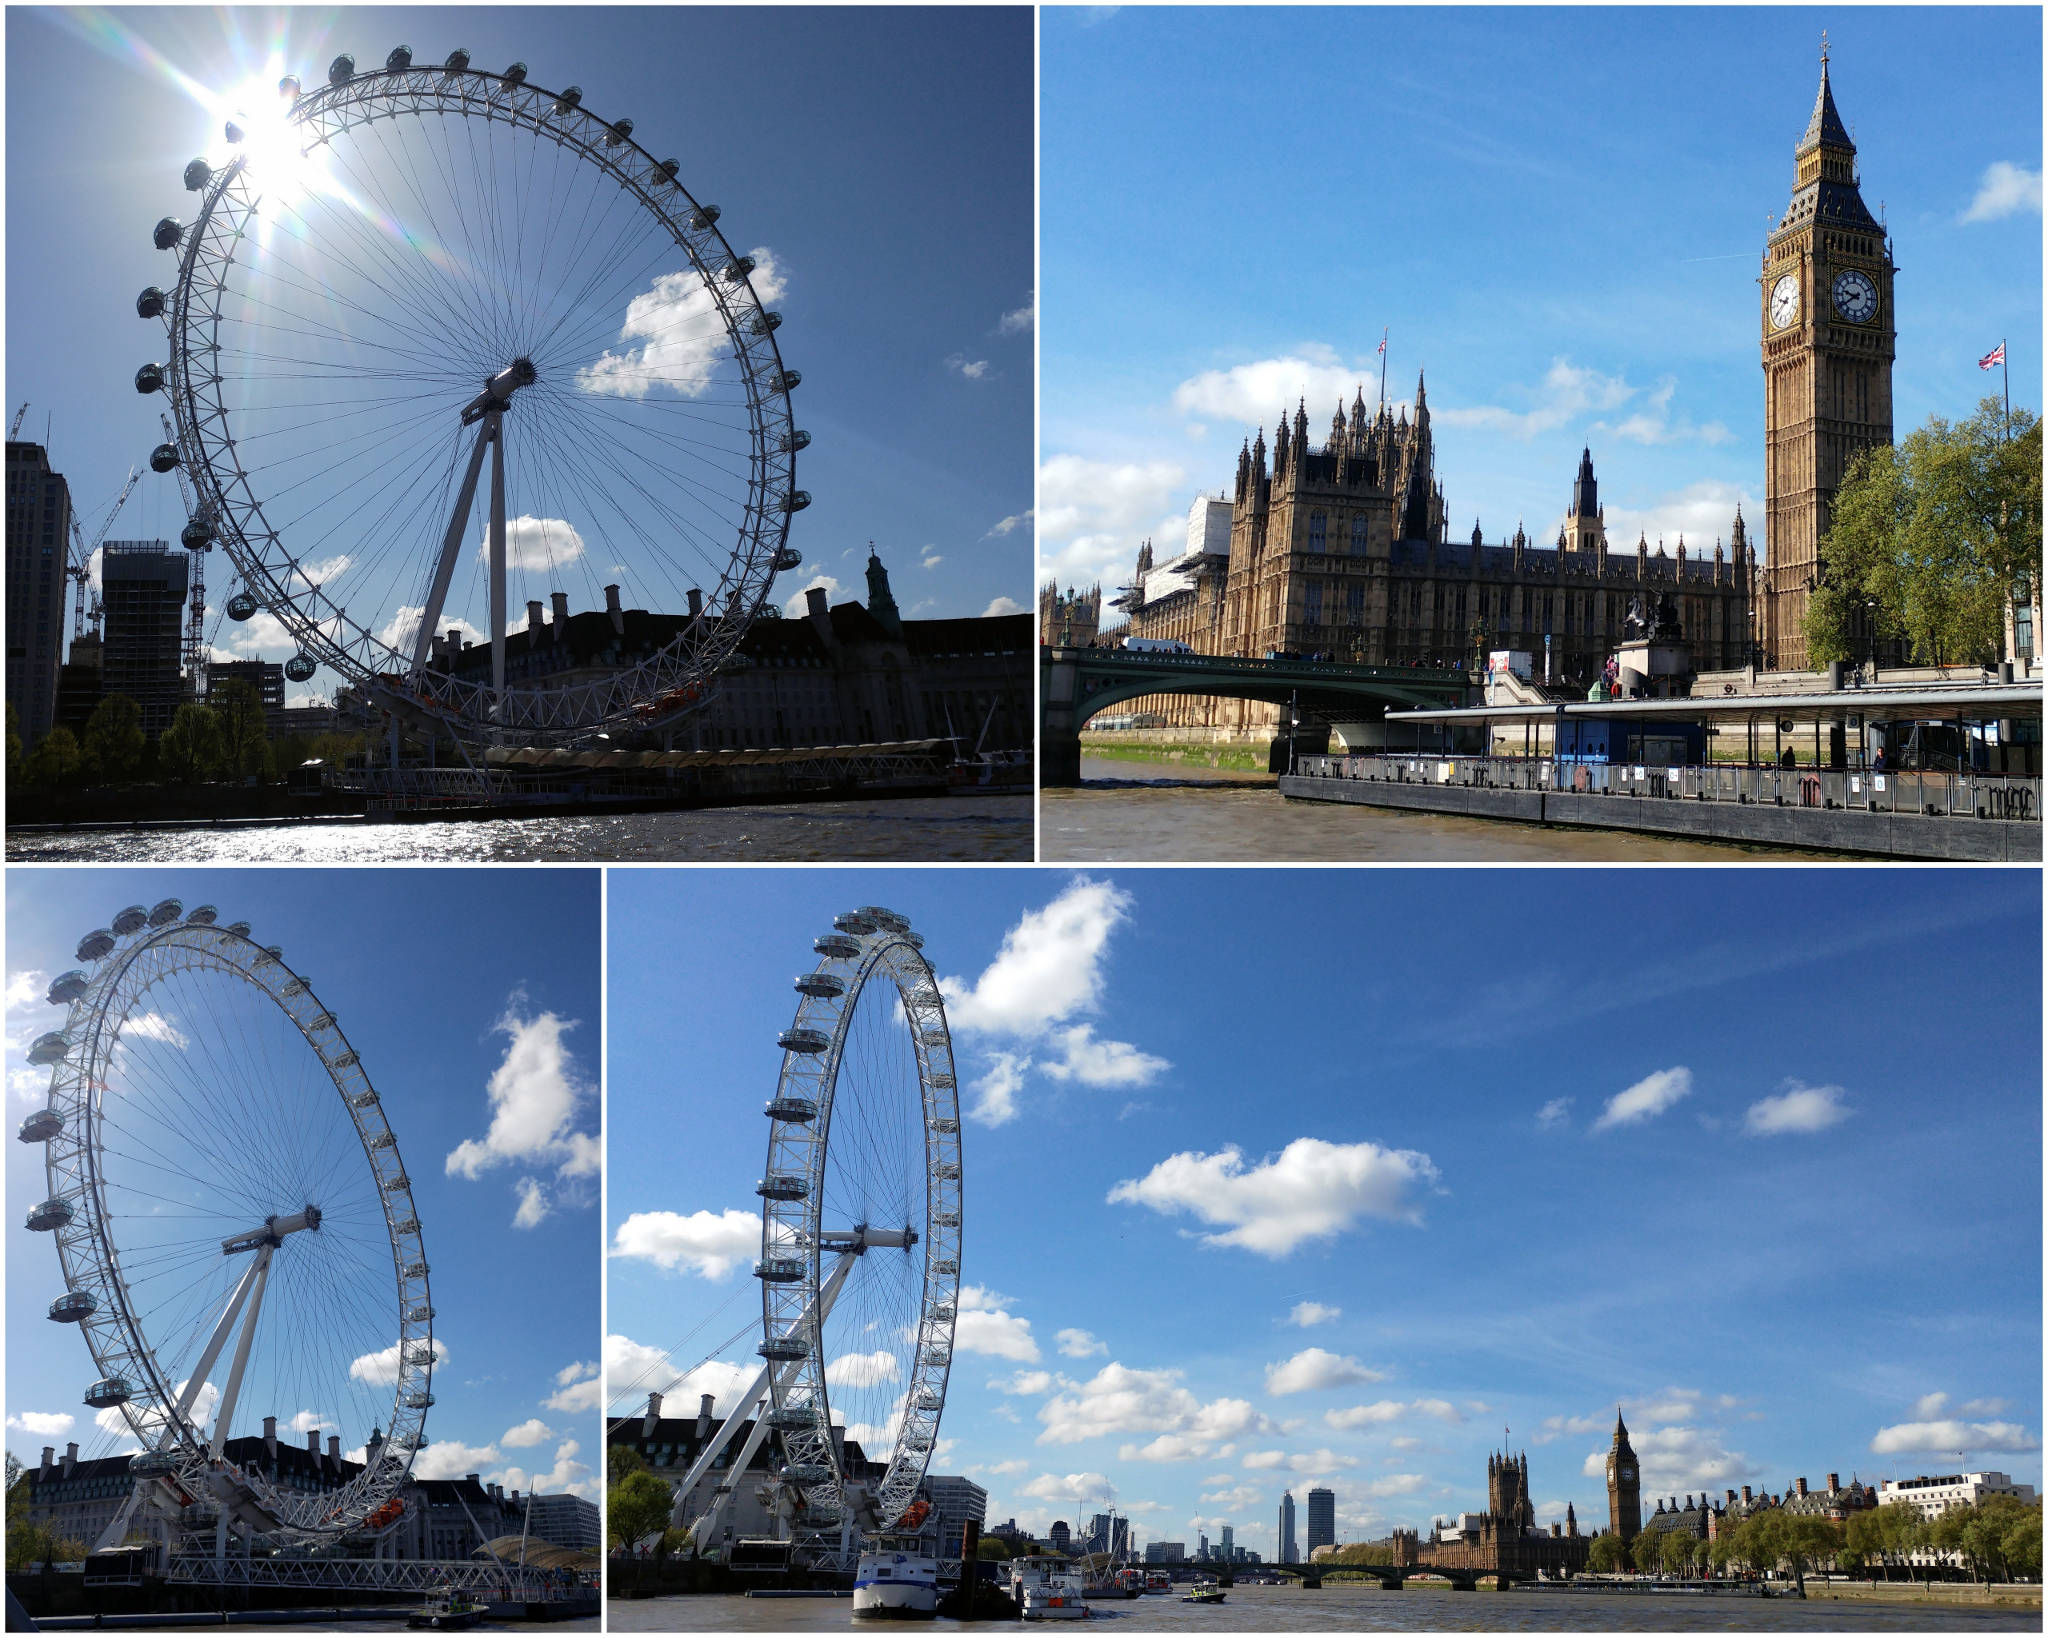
[1606,1414,1642,1543]
[1039,582,1101,649]
[1386,1449,1589,1581]
[1102,428,1753,737]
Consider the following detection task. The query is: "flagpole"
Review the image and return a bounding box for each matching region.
[2003,338,2010,443]
[1378,329,1388,415]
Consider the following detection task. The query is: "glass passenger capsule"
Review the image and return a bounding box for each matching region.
[152,218,183,251]
[147,899,183,927]
[755,1258,804,1283]
[284,654,317,682]
[184,905,218,925]
[181,518,214,549]
[136,287,166,320]
[327,54,355,86]
[77,930,116,962]
[28,1033,70,1066]
[777,1026,829,1055]
[18,1109,63,1144]
[781,429,812,453]
[772,547,803,572]
[26,1199,74,1232]
[770,369,802,393]
[758,1335,809,1362]
[756,1174,809,1201]
[134,364,165,396]
[183,159,212,192]
[49,1290,98,1323]
[764,1096,817,1123]
[385,45,413,70]
[779,491,812,514]
[688,205,721,230]
[84,1378,133,1409]
[111,905,149,936]
[813,934,859,959]
[224,921,251,936]
[225,594,259,621]
[792,972,844,998]
[832,911,876,936]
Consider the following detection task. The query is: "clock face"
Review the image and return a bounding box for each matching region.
[1769,273,1800,330]
[1621,1467,1636,1482]
[1833,269,1879,323]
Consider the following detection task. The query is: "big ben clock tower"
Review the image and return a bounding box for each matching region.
[1606,1411,1642,1543]
[1761,41,1896,671]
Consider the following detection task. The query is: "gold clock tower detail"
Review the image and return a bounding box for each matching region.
[1761,41,1896,671]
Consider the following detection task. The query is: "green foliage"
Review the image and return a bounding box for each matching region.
[606,1445,649,1485]
[82,695,146,784]
[1655,1529,1698,1575]
[6,1454,88,1569]
[159,702,224,783]
[1585,1532,1628,1574]
[1808,397,2044,667]
[1930,1494,2042,1583]
[606,1469,672,1553]
[23,726,82,788]
[211,680,272,782]
[977,1537,1015,1560]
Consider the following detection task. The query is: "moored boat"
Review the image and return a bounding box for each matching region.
[1011,1554,1089,1621]
[1180,1578,1226,1604]
[853,1545,940,1619]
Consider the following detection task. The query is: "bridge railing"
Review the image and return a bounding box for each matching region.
[1294,753,2041,822]
[1056,648,1469,683]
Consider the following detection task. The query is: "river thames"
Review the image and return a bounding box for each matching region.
[1042,759,1849,862]
[4,793,1031,863]
[610,1584,2034,1632]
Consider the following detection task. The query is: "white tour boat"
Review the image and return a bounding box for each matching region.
[852,1545,940,1620]
[1010,1554,1089,1621]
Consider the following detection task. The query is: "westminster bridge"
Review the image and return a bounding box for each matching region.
[1040,646,1473,784]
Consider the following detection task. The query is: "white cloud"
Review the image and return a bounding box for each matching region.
[414,1439,501,1480]
[288,1410,334,1435]
[784,573,847,618]
[957,1285,1041,1362]
[492,1438,600,1503]
[826,1351,900,1389]
[557,1361,599,1389]
[966,1053,1028,1128]
[120,1011,189,1050]
[1743,1081,1851,1136]
[1109,1137,1439,1256]
[1367,1472,1425,1497]
[1172,346,1377,426]
[1057,1329,1108,1359]
[6,1411,75,1438]
[476,516,587,577]
[985,510,1034,539]
[350,1340,444,1386]
[947,354,992,381]
[1324,1399,1460,1430]
[377,604,485,659]
[919,549,944,570]
[974,1458,1031,1477]
[1037,1362,1262,1454]
[1579,1422,1758,1494]
[1289,1302,1341,1328]
[1597,481,1754,563]
[1871,1419,2039,1456]
[1591,1066,1692,1132]
[1436,357,1633,441]
[982,595,1024,617]
[1039,1024,1168,1088]
[6,970,47,1013]
[1266,1349,1387,1396]
[1036,454,1186,593]
[501,1419,554,1449]
[1961,161,2043,224]
[999,295,1036,336]
[609,1208,758,1278]
[578,250,787,399]
[444,999,599,1199]
[1536,1097,1572,1130]
[990,1370,1056,1396]
[1017,1471,1115,1506]
[944,878,1132,1035]
[512,1177,550,1229]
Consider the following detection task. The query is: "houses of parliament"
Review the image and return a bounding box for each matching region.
[1041,49,1899,720]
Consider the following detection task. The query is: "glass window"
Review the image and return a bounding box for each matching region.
[1307,513,1326,552]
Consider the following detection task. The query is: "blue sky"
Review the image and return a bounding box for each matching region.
[5,867,604,1503]
[608,867,2040,1554]
[5,7,1033,705]
[1040,6,2043,605]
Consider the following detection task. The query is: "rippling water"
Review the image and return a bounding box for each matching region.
[6,794,1031,863]
[1042,759,1848,863]
[610,1584,2033,1632]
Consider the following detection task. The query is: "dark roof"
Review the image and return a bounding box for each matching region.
[901,614,1030,655]
[607,1413,880,1481]
[1799,63,1854,152]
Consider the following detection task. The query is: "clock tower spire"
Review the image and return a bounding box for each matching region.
[1606,1410,1642,1543]
[1760,40,1896,670]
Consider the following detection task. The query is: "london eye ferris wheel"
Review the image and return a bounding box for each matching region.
[136,45,808,747]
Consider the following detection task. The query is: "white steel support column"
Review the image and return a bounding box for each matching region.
[412,419,496,679]
[210,1245,274,1458]
[172,1250,269,1437]
[488,411,507,716]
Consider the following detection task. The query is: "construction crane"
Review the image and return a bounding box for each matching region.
[68,464,141,645]
[8,402,26,440]
[160,414,211,694]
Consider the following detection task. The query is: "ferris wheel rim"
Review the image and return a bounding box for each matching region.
[33,909,431,1540]
[152,60,801,745]
[759,909,962,1535]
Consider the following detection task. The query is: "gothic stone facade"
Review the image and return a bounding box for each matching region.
[1109,410,1753,734]
[1388,1450,1590,1581]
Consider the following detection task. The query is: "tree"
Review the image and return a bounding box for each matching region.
[23,726,82,789]
[82,695,145,785]
[2002,1499,2043,1582]
[1585,1532,1628,1574]
[1808,397,2044,668]
[978,1537,1017,1561]
[6,1453,88,1570]
[607,1469,673,1556]
[159,702,224,783]
[211,680,272,782]
[1658,1529,1699,1577]
[607,1445,649,1485]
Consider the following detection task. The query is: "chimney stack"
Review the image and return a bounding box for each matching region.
[685,588,703,620]
[644,1390,663,1440]
[527,598,546,636]
[63,1443,77,1476]
[1827,1474,1839,1493]
[1741,1486,1752,1504]
[606,583,626,635]
[449,625,464,655]
[264,1415,278,1459]
[328,1434,341,1467]
[551,591,569,635]
[696,1393,713,1440]
[1796,1477,1808,1496]
[40,1447,53,1477]
[308,1429,321,1456]
[805,586,829,619]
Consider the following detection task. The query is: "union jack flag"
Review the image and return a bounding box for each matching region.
[1377,332,1387,356]
[1980,342,2007,370]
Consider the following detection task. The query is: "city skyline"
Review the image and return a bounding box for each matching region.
[5,6,1034,707]
[604,868,2040,1555]
[4,867,605,1503]
[1039,6,2042,609]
